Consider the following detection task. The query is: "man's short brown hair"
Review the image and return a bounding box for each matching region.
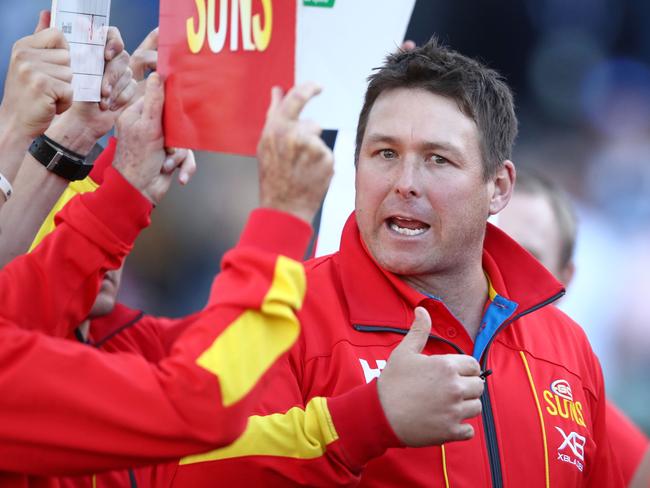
[355,37,518,180]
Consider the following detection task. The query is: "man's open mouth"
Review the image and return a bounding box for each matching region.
[386,216,430,236]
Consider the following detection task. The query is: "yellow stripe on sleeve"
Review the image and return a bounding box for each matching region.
[196,255,306,407]
[180,396,338,465]
[29,178,99,252]
[519,351,550,488]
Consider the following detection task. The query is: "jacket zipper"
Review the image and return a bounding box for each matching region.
[482,384,502,488]
[353,289,565,488]
[478,290,565,488]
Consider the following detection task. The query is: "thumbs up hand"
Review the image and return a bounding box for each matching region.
[377,307,485,447]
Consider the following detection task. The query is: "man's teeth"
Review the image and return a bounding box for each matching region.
[389,222,427,236]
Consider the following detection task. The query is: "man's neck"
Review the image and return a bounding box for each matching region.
[401,263,488,340]
[77,319,91,342]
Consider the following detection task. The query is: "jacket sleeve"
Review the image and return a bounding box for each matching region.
[584,352,626,487]
[173,361,403,487]
[0,166,151,338]
[606,401,649,486]
[0,208,313,476]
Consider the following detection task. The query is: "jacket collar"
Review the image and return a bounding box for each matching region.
[338,212,565,330]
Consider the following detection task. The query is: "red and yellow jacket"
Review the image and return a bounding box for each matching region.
[0,164,313,486]
[157,213,623,487]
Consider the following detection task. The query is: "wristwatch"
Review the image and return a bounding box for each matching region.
[28,135,93,181]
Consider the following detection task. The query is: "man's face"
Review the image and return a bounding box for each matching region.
[497,192,564,278]
[89,267,124,318]
[355,88,494,278]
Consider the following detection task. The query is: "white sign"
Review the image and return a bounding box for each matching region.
[51,0,111,101]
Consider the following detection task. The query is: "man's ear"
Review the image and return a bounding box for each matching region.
[488,160,516,216]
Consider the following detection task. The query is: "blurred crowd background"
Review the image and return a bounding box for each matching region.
[1,0,648,434]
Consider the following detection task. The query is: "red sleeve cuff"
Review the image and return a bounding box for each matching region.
[55,166,151,254]
[88,137,117,185]
[327,380,403,470]
[237,208,313,261]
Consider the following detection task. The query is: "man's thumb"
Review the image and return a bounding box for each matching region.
[397,307,431,355]
[35,11,51,33]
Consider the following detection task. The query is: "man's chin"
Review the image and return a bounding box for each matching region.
[88,296,118,319]
[374,252,436,277]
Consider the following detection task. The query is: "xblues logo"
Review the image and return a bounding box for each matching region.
[555,426,586,472]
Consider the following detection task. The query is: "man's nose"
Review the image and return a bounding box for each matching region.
[393,159,421,198]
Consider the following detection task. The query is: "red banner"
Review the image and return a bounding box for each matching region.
[159,1,296,155]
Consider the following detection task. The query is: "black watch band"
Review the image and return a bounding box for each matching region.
[29,135,93,181]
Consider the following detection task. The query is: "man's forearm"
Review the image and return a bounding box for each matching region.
[0,119,33,212]
[0,117,100,268]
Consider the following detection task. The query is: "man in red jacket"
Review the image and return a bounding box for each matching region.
[498,170,650,488]
[5,23,488,487]
[0,20,338,487]
[167,37,624,487]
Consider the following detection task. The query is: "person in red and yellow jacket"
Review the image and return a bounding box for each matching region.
[156,38,624,487]
[0,71,335,488]
[5,23,463,487]
[498,169,650,488]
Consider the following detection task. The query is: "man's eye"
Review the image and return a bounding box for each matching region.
[429,154,449,165]
[379,149,397,159]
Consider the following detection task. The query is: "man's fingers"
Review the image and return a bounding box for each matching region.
[131,50,158,81]
[32,28,69,50]
[266,86,283,118]
[138,27,159,52]
[279,82,322,120]
[104,26,124,61]
[34,10,51,33]
[162,148,187,173]
[52,79,74,115]
[37,62,73,83]
[102,51,130,94]
[297,119,323,138]
[34,48,72,67]
[456,355,482,377]
[394,307,432,356]
[459,399,483,422]
[142,73,164,122]
[450,422,476,442]
[109,79,137,112]
[462,376,486,400]
[178,150,196,185]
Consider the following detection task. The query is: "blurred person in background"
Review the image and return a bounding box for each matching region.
[497,169,650,488]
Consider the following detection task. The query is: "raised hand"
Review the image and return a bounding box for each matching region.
[46,26,136,154]
[130,27,159,82]
[0,11,72,141]
[257,83,334,224]
[377,307,485,446]
[114,73,195,204]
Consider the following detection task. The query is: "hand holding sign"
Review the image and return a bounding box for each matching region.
[114,74,196,205]
[258,83,334,225]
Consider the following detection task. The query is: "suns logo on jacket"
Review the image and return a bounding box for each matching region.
[543,379,586,427]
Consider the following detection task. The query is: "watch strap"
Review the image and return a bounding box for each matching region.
[29,135,93,181]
